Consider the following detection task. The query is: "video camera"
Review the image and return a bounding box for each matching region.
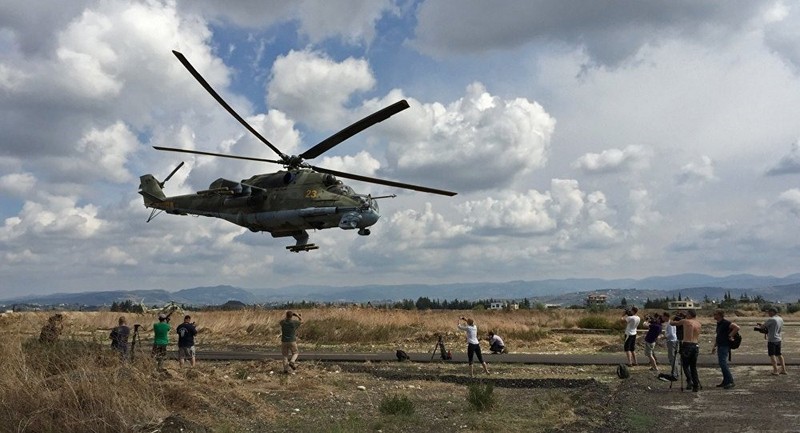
[753,323,768,334]
[672,311,686,321]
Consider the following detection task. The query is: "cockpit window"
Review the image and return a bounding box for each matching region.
[326,183,355,196]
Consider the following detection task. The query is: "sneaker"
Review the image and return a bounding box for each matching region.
[723,383,735,389]
[716,382,726,388]
[288,362,297,371]
[692,386,699,392]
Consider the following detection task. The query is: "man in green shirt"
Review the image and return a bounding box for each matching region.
[280,311,302,374]
[152,313,171,370]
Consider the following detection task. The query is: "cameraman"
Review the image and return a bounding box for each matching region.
[757,306,787,375]
[643,314,662,371]
[621,307,640,367]
[660,312,679,380]
[280,311,302,374]
[671,309,701,392]
[711,310,740,389]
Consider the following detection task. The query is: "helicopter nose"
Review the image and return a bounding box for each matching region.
[338,209,380,230]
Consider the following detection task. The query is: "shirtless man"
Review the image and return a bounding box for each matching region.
[671,310,702,392]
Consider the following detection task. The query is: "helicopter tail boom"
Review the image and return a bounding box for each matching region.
[138,174,167,206]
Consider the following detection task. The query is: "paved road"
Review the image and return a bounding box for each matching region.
[188,350,800,366]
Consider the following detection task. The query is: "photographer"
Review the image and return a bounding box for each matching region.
[643,314,662,371]
[152,313,170,370]
[487,331,506,354]
[756,306,787,375]
[109,316,131,361]
[621,307,640,367]
[660,312,679,380]
[280,311,302,374]
[711,310,740,389]
[176,315,198,368]
[457,317,490,376]
[671,309,701,392]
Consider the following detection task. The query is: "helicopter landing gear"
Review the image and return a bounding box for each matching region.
[358,228,370,236]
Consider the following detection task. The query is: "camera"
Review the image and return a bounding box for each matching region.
[753,323,768,334]
[672,311,686,321]
[624,309,633,316]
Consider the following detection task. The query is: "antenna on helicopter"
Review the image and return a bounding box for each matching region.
[159,161,185,189]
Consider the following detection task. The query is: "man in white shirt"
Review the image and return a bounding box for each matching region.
[487,331,506,354]
[660,311,679,380]
[621,307,641,367]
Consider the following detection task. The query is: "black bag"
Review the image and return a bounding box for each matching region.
[730,333,742,350]
[396,349,410,362]
[616,363,630,379]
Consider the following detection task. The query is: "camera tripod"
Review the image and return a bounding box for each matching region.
[430,335,451,361]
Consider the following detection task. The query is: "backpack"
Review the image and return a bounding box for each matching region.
[616,363,630,379]
[729,333,742,350]
[396,349,410,362]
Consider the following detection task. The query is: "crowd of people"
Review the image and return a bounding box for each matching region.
[35,306,789,382]
[619,306,789,392]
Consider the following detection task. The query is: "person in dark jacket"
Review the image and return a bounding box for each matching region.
[711,310,740,389]
[176,315,198,367]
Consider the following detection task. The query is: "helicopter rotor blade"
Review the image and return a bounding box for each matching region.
[310,165,457,196]
[172,50,288,161]
[300,100,411,160]
[153,146,283,164]
[162,161,185,184]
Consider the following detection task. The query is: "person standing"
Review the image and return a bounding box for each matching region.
[758,306,787,375]
[711,310,740,389]
[661,312,679,380]
[152,313,171,370]
[458,317,490,376]
[621,307,641,367]
[671,309,701,392]
[280,311,302,374]
[176,315,198,368]
[110,316,131,361]
[643,315,662,371]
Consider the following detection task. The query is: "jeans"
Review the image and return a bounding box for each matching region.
[717,345,734,385]
[666,340,678,377]
[680,343,700,389]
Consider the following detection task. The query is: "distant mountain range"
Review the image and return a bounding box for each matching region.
[3,273,800,308]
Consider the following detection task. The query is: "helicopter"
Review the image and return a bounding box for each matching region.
[139,50,456,252]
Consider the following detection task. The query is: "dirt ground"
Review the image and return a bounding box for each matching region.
[615,364,800,433]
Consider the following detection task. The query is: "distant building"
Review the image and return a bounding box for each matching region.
[585,294,608,307]
[489,302,519,310]
[668,298,699,310]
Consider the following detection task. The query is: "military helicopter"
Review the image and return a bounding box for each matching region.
[139,51,456,252]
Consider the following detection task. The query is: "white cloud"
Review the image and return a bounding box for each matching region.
[572,145,650,174]
[775,188,800,217]
[267,49,376,129]
[459,190,556,235]
[0,172,36,197]
[0,195,104,242]
[385,83,555,192]
[319,151,381,177]
[676,155,717,186]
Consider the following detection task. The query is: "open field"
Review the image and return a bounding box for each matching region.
[1,308,798,432]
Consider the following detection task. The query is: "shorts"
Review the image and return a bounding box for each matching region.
[644,342,656,357]
[768,341,782,357]
[281,341,298,357]
[179,346,195,359]
[624,335,637,352]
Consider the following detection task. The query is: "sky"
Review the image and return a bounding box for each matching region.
[2,0,800,298]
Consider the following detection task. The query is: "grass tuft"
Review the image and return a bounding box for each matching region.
[467,382,495,412]
[379,394,415,416]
